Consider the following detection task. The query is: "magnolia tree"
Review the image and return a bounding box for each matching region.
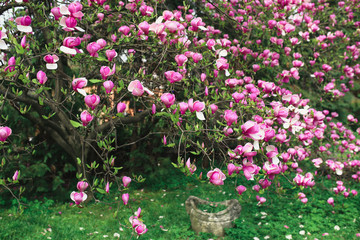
[1,0,360,235]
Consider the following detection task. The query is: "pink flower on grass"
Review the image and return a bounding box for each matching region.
[80,111,93,126]
[122,176,131,188]
[0,126,12,142]
[70,191,87,205]
[122,193,129,205]
[207,168,226,185]
[327,197,334,207]
[236,185,247,195]
[164,71,183,83]
[84,94,100,110]
[186,158,197,174]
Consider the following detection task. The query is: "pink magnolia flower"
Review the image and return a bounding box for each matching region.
[100,64,116,80]
[20,35,27,48]
[175,54,188,66]
[161,93,176,108]
[224,110,238,126]
[192,53,203,63]
[37,71,48,85]
[84,94,100,110]
[96,38,107,49]
[122,176,131,188]
[87,42,102,57]
[119,26,131,35]
[227,163,236,176]
[128,80,154,96]
[117,102,126,113]
[164,71,183,83]
[134,222,148,235]
[105,49,118,61]
[152,104,156,114]
[210,104,218,114]
[72,78,88,92]
[43,54,59,70]
[103,80,114,94]
[70,191,87,205]
[60,37,82,55]
[12,170,19,181]
[122,193,129,205]
[0,30,8,50]
[243,160,260,180]
[139,21,150,35]
[15,16,32,33]
[77,181,89,192]
[236,185,246,195]
[105,182,110,193]
[80,110,93,126]
[51,7,62,20]
[179,102,188,114]
[4,57,16,72]
[186,158,196,174]
[327,197,334,207]
[0,126,12,142]
[207,168,226,185]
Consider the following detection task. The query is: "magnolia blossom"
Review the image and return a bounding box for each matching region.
[12,170,19,181]
[117,102,127,113]
[70,191,87,205]
[207,168,226,185]
[4,57,16,72]
[0,31,8,50]
[161,93,176,108]
[224,110,238,126]
[122,176,131,188]
[164,71,183,83]
[128,80,154,96]
[0,126,12,142]
[72,78,88,92]
[77,181,89,192]
[60,37,82,55]
[43,54,59,70]
[84,94,100,110]
[106,49,118,61]
[185,158,196,174]
[103,80,114,94]
[37,71,48,85]
[236,185,246,195]
[188,99,205,120]
[122,193,129,205]
[80,110,93,126]
[15,16,32,33]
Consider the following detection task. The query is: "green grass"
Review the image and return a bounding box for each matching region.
[1,173,360,240]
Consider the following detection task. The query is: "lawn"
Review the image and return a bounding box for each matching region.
[1,170,360,240]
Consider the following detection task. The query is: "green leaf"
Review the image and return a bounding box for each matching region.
[89,79,103,83]
[70,120,82,128]
[166,143,175,147]
[96,188,106,194]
